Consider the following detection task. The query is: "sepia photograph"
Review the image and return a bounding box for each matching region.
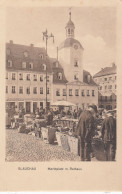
[5,6,117,162]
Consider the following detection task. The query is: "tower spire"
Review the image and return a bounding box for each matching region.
[69,7,72,20]
[65,8,75,38]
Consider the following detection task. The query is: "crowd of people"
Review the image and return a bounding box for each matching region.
[6,104,116,161]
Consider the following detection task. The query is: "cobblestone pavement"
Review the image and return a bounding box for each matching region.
[6,129,81,162]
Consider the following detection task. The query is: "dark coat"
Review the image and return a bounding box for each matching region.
[75,110,95,142]
[101,116,116,143]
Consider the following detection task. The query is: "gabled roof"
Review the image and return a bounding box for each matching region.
[49,58,68,84]
[6,42,52,73]
[93,64,116,78]
[59,38,84,50]
[83,70,98,86]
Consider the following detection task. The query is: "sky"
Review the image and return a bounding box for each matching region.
[6,7,117,75]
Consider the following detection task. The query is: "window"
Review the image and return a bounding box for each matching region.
[92,90,95,96]
[8,60,12,67]
[47,76,49,82]
[105,96,107,101]
[74,74,78,80]
[58,73,62,80]
[81,90,85,96]
[108,85,112,89]
[42,64,46,70]
[75,89,79,96]
[109,77,112,80]
[74,59,78,67]
[29,62,33,69]
[33,87,37,94]
[47,88,50,94]
[105,85,107,90]
[7,48,10,55]
[39,54,43,59]
[63,89,66,96]
[33,74,37,81]
[12,86,16,94]
[40,75,43,82]
[6,86,8,93]
[12,73,16,80]
[69,89,72,96]
[27,74,30,81]
[104,78,107,81]
[19,87,23,94]
[6,72,8,79]
[68,28,70,34]
[87,90,90,96]
[24,51,28,57]
[26,87,30,94]
[19,73,23,80]
[99,86,102,90]
[40,87,43,94]
[115,85,117,89]
[22,62,26,69]
[56,89,60,96]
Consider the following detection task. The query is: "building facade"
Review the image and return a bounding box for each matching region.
[93,63,117,110]
[6,12,98,113]
[6,41,53,113]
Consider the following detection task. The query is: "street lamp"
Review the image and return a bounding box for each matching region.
[42,29,54,113]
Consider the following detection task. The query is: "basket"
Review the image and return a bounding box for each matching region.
[41,127,48,140]
[60,133,70,151]
[68,136,78,155]
[56,132,62,146]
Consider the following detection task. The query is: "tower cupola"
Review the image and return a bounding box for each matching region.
[65,11,75,38]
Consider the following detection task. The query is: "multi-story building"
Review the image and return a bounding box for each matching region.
[93,63,117,110]
[6,12,98,113]
[6,41,53,113]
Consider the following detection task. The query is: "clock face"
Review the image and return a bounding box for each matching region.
[74,44,78,49]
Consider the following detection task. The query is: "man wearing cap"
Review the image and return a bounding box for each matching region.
[75,104,97,161]
[101,111,116,161]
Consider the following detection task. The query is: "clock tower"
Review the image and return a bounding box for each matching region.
[58,11,84,82]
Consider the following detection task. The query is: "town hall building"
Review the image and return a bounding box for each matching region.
[6,12,98,113]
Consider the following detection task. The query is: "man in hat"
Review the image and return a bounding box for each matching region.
[101,111,116,161]
[75,104,97,161]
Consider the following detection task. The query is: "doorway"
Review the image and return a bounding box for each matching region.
[26,102,31,113]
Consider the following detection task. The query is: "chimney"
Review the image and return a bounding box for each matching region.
[10,40,13,44]
[112,62,115,67]
[87,75,91,83]
[30,44,34,47]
